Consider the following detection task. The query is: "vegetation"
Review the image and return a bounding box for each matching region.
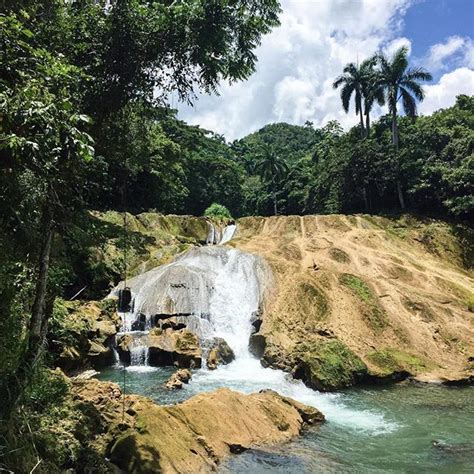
[0,0,472,471]
[339,273,388,331]
[367,348,434,376]
[204,203,233,222]
[294,340,368,391]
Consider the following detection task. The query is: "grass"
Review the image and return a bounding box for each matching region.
[328,247,351,263]
[299,282,329,321]
[339,273,388,331]
[367,348,434,375]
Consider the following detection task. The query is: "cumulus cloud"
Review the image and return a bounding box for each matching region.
[422,36,474,72]
[176,0,472,141]
[419,67,474,115]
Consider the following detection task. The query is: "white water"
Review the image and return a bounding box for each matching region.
[219,224,236,245]
[113,226,397,434]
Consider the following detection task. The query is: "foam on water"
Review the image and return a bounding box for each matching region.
[186,357,397,435]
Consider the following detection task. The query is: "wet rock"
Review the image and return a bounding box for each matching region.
[292,339,368,391]
[87,341,115,368]
[165,369,192,390]
[148,328,202,368]
[116,334,133,364]
[205,337,235,370]
[160,317,187,331]
[131,313,147,331]
[249,333,266,358]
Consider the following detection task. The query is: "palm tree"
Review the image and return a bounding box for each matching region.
[360,59,385,136]
[375,46,432,208]
[333,59,375,138]
[254,145,289,215]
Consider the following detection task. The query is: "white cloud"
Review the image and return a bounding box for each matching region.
[423,36,474,72]
[175,0,470,140]
[419,67,474,115]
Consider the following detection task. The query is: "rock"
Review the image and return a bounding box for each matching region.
[292,339,368,391]
[50,298,121,372]
[131,313,147,331]
[165,369,192,390]
[148,328,202,368]
[205,337,235,370]
[249,333,266,358]
[87,341,115,368]
[104,386,325,473]
[73,369,99,380]
[160,317,187,331]
[116,334,133,364]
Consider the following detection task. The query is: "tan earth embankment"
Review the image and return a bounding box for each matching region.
[232,214,474,387]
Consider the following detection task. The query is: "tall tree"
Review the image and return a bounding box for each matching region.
[375,46,432,208]
[255,145,289,215]
[360,58,385,137]
[333,60,373,138]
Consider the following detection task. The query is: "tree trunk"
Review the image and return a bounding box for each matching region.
[359,102,365,138]
[392,109,399,151]
[3,204,55,420]
[273,192,278,216]
[391,107,405,209]
[396,179,405,210]
[362,187,369,211]
[365,112,370,138]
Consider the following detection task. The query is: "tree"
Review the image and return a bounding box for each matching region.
[1,12,94,416]
[254,145,289,215]
[360,59,385,137]
[333,59,375,138]
[375,46,432,208]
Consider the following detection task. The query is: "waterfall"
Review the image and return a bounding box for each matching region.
[115,246,271,349]
[219,224,236,245]
[206,222,236,246]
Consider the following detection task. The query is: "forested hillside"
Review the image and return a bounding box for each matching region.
[1,1,473,472]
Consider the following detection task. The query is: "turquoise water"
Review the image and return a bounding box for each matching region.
[98,365,474,473]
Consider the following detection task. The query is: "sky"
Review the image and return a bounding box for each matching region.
[177,0,474,141]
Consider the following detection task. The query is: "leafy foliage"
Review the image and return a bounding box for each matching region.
[204,203,233,221]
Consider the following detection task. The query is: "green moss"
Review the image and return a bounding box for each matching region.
[367,348,434,375]
[299,282,329,321]
[328,247,351,263]
[294,340,367,391]
[339,273,372,302]
[466,294,474,312]
[339,273,388,331]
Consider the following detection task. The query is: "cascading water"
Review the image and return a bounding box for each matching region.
[112,224,396,434]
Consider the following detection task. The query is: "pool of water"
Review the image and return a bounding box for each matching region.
[98,362,474,473]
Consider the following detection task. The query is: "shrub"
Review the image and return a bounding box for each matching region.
[203,203,232,221]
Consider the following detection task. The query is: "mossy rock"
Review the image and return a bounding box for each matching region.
[339,273,388,332]
[367,348,435,376]
[293,339,368,391]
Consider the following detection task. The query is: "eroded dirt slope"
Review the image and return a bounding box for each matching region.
[233,214,474,386]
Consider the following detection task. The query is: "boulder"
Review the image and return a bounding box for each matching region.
[148,328,202,368]
[88,341,115,368]
[160,317,187,331]
[165,369,192,390]
[116,334,133,364]
[205,337,235,370]
[249,333,266,358]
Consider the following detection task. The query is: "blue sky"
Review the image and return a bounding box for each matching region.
[405,0,474,80]
[178,0,474,140]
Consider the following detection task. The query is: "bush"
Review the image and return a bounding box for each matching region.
[203,203,233,221]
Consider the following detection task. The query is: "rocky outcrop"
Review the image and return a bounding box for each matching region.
[69,378,324,473]
[235,214,474,387]
[165,369,192,389]
[50,298,121,371]
[205,337,235,370]
[148,328,202,368]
